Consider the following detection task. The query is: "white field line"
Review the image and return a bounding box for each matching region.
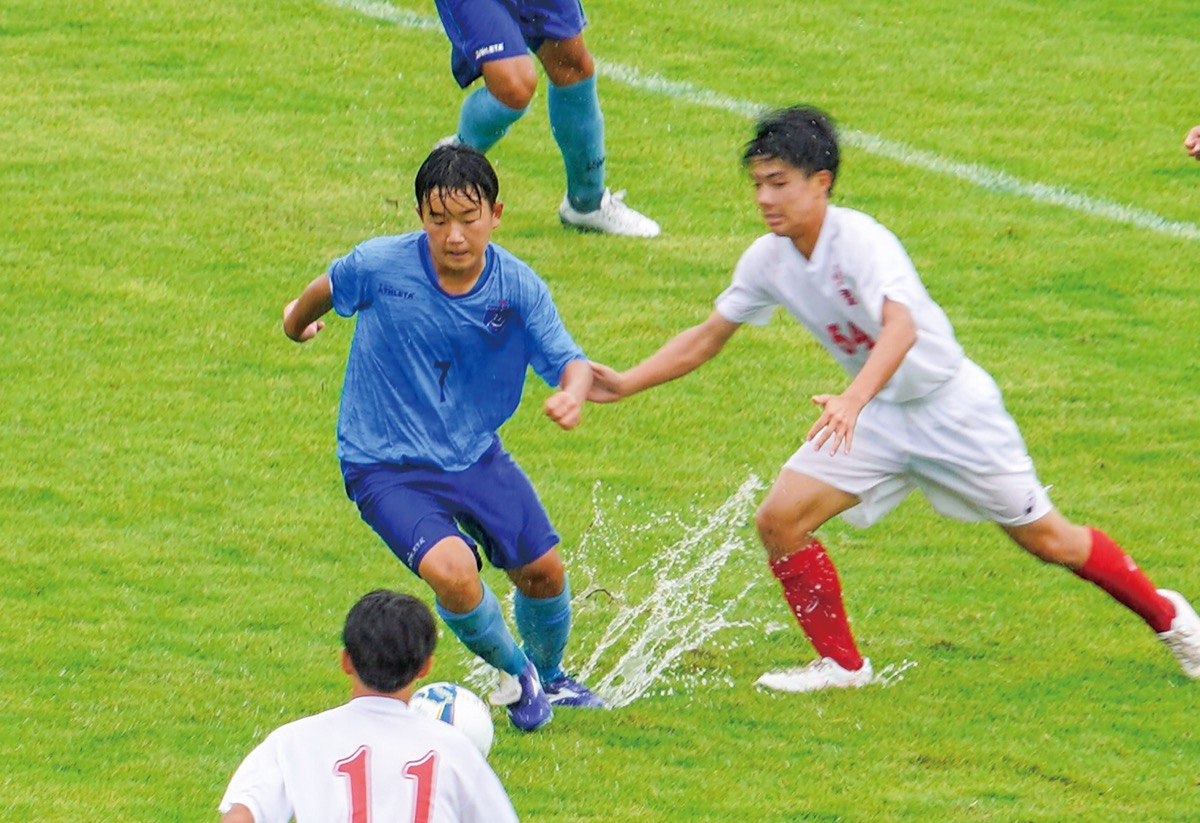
[327,0,1200,241]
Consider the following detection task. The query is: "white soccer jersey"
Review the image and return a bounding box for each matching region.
[715,204,1052,529]
[716,205,964,403]
[219,696,518,823]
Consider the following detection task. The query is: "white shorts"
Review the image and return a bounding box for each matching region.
[784,359,1053,528]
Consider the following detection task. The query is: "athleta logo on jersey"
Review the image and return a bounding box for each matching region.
[377,284,416,300]
[484,301,513,333]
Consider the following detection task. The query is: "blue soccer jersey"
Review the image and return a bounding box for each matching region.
[329,231,585,471]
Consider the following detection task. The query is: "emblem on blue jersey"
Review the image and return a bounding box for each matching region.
[483,301,513,333]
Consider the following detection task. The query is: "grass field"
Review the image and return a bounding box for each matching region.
[3,0,1199,819]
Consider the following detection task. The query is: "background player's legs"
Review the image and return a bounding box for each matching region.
[538,37,603,212]
[455,56,536,152]
[755,470,870,690]
[1002,510,1174,631]
[539,35,659,236]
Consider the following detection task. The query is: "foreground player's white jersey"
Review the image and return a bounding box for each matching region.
[716,205,964,403]
[219,696,518,823]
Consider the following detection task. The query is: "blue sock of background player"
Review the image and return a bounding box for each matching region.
[547,76,605,212]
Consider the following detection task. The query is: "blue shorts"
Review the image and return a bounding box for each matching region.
[434,0,588,88]
[341,437,560,574]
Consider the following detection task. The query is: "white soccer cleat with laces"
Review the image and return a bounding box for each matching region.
[488,668,522,707]
[1157,589,1200,679]
[559,188,661,238]
[755,657,874,693]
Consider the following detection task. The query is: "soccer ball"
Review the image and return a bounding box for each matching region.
[409,682,495,757]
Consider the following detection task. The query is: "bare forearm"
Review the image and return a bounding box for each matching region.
[841,316,915,406]
[622,313,738,396]
[283,274,333,342]
[559,358,593,403]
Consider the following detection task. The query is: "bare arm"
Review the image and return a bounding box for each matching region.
[544,358,592,430]
[282,274,334,342]
[219,804,254,823]
[808,297,917,454]
[588,311,741,402]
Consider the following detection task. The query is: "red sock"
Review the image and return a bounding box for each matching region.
[770,539,864,671]
[1074,528,1175,633]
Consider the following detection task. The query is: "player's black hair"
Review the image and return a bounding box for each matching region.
[742,105,839,192]
[342,590,437,693]
[414,144,500,212]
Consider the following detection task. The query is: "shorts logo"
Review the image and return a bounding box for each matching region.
[483,301,513,333]
[474,42,505,60]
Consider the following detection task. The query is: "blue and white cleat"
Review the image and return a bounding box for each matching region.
[543,674,606,708]
[506,659,553,732]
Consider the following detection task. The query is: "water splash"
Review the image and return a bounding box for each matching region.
[465,473,769,708]
[874,659,919,688]
[569,474,767,708]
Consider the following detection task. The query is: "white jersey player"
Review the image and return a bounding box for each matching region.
[218,591,519,823]
[588,105,1200,693]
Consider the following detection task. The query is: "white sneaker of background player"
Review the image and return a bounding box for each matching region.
[755,657,874,693]
[1157,589,1200,679]
[559,188,661,238]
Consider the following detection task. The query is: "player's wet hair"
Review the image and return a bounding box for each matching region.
[414,144,500,212]
[342,590,437,693]
[743,105,839,192]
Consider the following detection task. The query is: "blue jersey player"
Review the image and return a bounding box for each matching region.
[282,145,603,731]
[433,0,660,238]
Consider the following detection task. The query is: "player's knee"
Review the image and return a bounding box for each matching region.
[755,501,804,554]
[486,70,537,110]
[509,551,565,598]
[419,546,483,608]
[543,54,594,86]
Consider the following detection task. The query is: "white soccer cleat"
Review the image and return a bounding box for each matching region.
[755,657,874,693]
[488,668,522,707]
[1157,589,1200,679]
[558,188,661,238]
[434,134,462,149]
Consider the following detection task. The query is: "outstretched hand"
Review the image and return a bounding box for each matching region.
[807,392,864,455]
[587,361,626,403]
[1187,126,1200,159]
[283,299,325,342]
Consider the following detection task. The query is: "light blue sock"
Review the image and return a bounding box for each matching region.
[457,87,527,153]
[547,76,605,212]
[437,582,527,676]
[513,576,572,682]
